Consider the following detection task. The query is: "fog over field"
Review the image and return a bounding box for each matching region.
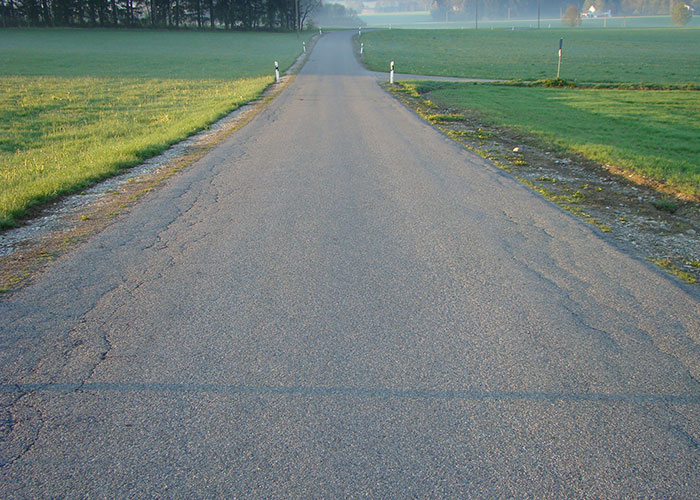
[348,0,697,20]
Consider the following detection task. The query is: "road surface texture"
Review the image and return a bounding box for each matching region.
[2,30,700,499]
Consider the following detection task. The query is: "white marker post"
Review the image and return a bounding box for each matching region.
[275,60,280,83]
[390,60,394,84]
[556,38,563,79]
[360,43,364,55]
[303,42,306,53]
[359,26,362,37]
[319,28,322,35]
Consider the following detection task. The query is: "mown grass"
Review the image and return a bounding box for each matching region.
[410,81,700,197]
[362,28,700,85]
[0,29,311,228]
[0,29,307,79]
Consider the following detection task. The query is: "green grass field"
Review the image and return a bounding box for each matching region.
[0,29,311,228]
[364,27,700,198]
[412,82,700,196]
[362,28,700,85]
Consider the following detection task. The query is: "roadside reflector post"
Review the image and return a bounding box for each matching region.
[359,26,362,37]
[556,38,563,79]
[360,42,364,55]
[275,60,280,83]
[303,42,306,53]
[319,28,322,35]
[390,60,395,84]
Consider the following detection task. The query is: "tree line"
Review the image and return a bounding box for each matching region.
[2,0,694,28]
[0,0,321,29]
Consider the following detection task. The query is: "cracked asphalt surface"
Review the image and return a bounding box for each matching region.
[2,30,700,498]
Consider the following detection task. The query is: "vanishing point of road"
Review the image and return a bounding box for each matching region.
[2,30,700,498]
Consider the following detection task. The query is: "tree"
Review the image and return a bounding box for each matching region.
[298,0,320,31]
[312,2,364,27]
[671,1,692,24]
[0,0,318,28]
[562,3,580,25]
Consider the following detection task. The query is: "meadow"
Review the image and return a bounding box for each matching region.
[0,29,311,228]
[362,27,700,197]
[361,28,700,85]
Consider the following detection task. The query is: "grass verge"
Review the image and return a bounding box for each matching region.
[1,75,269,228]
[361,28,700,86]
[0,76,292,294]
[405,81,700,199]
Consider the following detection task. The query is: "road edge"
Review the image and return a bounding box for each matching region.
[0,37,318,296]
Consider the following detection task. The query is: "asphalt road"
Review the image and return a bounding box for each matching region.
[2,30,700,499]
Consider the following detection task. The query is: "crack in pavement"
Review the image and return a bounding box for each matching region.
[0,391,44,469]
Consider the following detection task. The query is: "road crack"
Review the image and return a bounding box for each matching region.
[0,390,44,469]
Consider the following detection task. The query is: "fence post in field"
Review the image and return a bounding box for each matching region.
[390,60,395,84]
[557,39,563,79]
[275,61,280,83]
